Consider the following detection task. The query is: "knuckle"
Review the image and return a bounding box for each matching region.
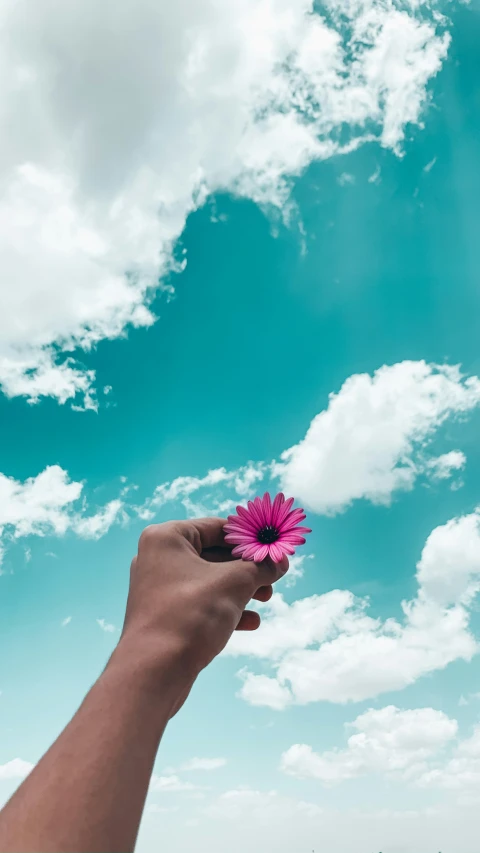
[138,524,160,549]
[139,521,189,552]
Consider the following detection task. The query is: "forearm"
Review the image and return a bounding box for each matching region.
[0,638,192,853]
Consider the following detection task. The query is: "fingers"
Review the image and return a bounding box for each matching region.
[252,584,273,603]
[246,553,289,588]
[236,610,261,631]
[215,553,288,601]
[176,517,228,554]
[201,545,236,563]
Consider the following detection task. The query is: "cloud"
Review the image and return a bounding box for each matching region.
[236,670,294,711]
[150,774,196,793]
[0,465,124,563]
[226,508,480,707]
[138,361,479,525]
[426,450,466,481]
[0,1,450,406]
[415,510,480,607]
[281,552,314,587]
[281,705,457,785]
[96,618,116,634]
[0,758,34,780]
[416,724,480,792]
[146,804,180,815]
[180,758,226,772]
[61,616,72,627]
[137,463,266,520]
[279,362,480,515]
[424,156,437,172]
[73,499,125,538]
[337,172,356,186]
[204,787,321,821]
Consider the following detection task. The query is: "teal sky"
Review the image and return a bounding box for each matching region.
[2,1,480,851]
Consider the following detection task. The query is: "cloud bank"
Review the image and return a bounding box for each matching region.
[0,0,450,406]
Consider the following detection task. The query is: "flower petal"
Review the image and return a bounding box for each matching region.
[261,492,273,525]
[253,544,269,562]
[242,543,260,561]
[224,523,256,536]
[254,496,267,527]
[235,505,259,530]
[271,492,285,527]
[275,496,295,528]
[224,534,258,545]
[280,534,306,545]
[247,499,264,528]
[290,526,311,535]
[278,509,307,532]
[269,542,284,563]
[232,544,246,557]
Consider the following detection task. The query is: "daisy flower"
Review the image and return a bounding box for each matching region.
[224,492,311,563]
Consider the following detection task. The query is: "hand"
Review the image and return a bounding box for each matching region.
[116,517,289,712]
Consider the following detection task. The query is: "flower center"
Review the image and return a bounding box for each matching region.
[257,525,279,544]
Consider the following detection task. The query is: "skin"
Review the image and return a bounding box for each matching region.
[0,517,289,853]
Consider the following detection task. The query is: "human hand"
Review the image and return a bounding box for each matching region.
[115,517,288,712]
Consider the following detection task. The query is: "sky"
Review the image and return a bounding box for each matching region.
[1,0,480,850]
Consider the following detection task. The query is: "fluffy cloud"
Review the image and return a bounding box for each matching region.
[226,508,480,707]
[279,362,480,515]
[138,463,266,520]
[415,510,480,607]
[416,725,480,792]
[0,1,450,406]
[0,758,34,780]
[281,705,480,798]
[0,465,123,563]
[427,450,466,481]
[281,705,457,785]
[281,553,314,587]
[137,360,480,526]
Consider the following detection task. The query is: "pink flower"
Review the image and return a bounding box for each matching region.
[224,492,311,563]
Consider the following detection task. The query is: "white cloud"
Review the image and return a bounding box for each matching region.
[72,499,125,539]
[0,465,123,563]
[281,705,457,785]
[427,450,466,481]
[204,787,321,821]
[416,725,480,791]
[416,510,480,607]
[424,156,437,172]
[281,553,314,587]
[180,758,226,772]
[150,774,196,793]
[96,618,116,634]
[0,465,82,538]
[236,669,294,711]
[138,463,266,520]
[0,758,34,780]
[279,362,480,515]
[0,1,450,406]
[338,172,355,186]
[61,616,72,627]
[226,508,480,707]
[140,362,478,522]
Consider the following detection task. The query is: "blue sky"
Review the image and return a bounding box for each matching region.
[1,0,480,850]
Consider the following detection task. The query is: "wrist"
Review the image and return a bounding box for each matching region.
[106,630,198,710]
